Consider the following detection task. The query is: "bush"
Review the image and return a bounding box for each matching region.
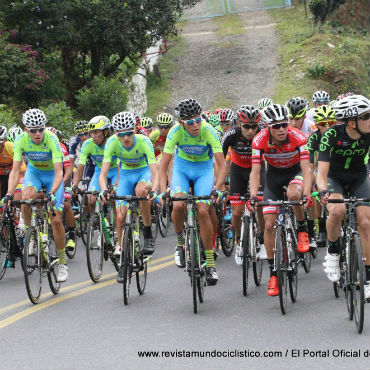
[39,101,74,136]
[307,64,327,78]
[0,104,16,127]
[309,0,327,24]
[76,75,129,119]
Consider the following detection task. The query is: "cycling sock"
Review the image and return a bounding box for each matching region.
[268,259,276,276]
[314,218,319,233]
[176,232,185,247]
[297,220,307,233]
[67,227,75,240]
[307,220,315,238]
[143,225,152,239]
[366,266,370,281]
[205,249,215,268]
[328,240,339,254]
[58,249,66,265]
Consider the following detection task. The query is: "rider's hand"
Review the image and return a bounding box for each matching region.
[303,194,313,209]
[156,192,166,207]
[2,193,13,206]
[98,190,109,204]
[148,190,157,201]
[71,184,79,195]
[247,196,259,211]
[211,189,224,203]
[48,192,56,205]
[318,190,329,205]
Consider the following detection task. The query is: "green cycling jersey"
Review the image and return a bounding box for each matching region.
[103,134,156,170]
[79,138,118,169]
[14,131,63,171]
[163,121,222,162]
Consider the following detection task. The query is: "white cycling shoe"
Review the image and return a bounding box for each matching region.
[234,243,243,265]
[365,283,370,300]
[113,244,121,257]
[323,253,340,282]
[257,244,267,260]
[57,264,68,283]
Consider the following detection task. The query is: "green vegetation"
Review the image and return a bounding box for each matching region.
[213,14,244,37]
[270,0,370,104]
[210,95,234,111]
[145,36,185,118]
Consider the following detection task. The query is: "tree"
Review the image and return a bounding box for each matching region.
[1,0,199,107]
[309,0,346,25]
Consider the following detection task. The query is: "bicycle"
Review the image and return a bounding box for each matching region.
[21,199,60,304]
[327,197,370,334]
[0,201,24,280]
[214,199,235,258]
[113,195,151,305]
[158,194,172,238]
[63,190,78,260]
[76,178,91,246]
[170,194,211,314]
[229,195,263,296]
[85,192,119,282]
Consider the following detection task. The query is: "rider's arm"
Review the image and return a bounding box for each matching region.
[249,163,261,198]
[213,152,226,190]
[300,159,312,196]
[98,162,110,192]
[316,161,330,193]
[72,163,85,188]
[6,160,22,195]
[149,163,159,193]
[159,152,172,194]
[50,162,63,195]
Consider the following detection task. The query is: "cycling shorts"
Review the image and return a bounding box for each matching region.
[116,166,152,207]
[23,165,65,211]
[171,155,213,204]
[229,162,265,206]
[89,166,118,192]
[263,164,303,215]
[328,172,370,205]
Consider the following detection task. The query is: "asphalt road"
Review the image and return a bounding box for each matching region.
[1,228,370,370]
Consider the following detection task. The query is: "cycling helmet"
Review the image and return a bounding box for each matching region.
[213,108,223,115]
[333,94,370,120]
[88,115,111,131]
[140,117,153,129]
[208,114,219,127]
[22,108,47,128]
[7,125,23,142]
[336,92,354,101]
[312,90,330,104]
[111,111,136,131]
[0,126,7,141]
[134,114,141,126]
[313,105,336,122]
[258,98,273,110]
[286,97,307,118]
[156,112,174,126]
[201,111,211,122]
[46,126,57,134]
[262,104,289,124]
[175,98,202,120]
[218,108,234,123]
[237,105,261,123]
[74,120,89,133]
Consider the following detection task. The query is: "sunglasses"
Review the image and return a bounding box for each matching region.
[359,113,370,121]
[241,124,258,130]
[158,124,171,129]
[29,127,45,134]
[182,117,202,125]
[269,122,288,130]
[317,121,335,127]
[117,131,134,138]
[78,131,89,137]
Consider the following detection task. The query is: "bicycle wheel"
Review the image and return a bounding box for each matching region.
[188,228,199,314]
[86,213,104,282]
[196,232,205,304]
[151,204,159,244]
[23,227,42,304]
[219,206,235,257]
[288,231,298,303]
[0,221,9,280]
[251,217,263,286]
[159,202,171,237]
[136,226,147,294]
[121,226,133,305]
[352,234,365,333]
[80,194,89,246]
[241,216,250,296]
[302,250,312,273]
[65,227,77,260]
[47,237,60,295]
[276,225,288,315]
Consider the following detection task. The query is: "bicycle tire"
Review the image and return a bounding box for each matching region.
[302,250,312,273]
[136,226,147,294]
[86,213,104,282]
[159,203,171,238]
[195,231,204,304]
[65,230,77,260]
[188,228,198,314]
[23,227,42,304]
[122,226,132,305]
[0,221,9,280]
[80,194,89,246]
[241,216,250,296]
[219,205,234,257]
[352,234,365,333]
[288,230,298,303]
[47,237,60,295]
[344,240,354,319]
[151,204,159,244]
[276,225,288,315]
[251,216,263,286]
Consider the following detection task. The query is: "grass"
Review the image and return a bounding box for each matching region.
[213,14,245,37]
[269,0,370,104]
[145,35,185,118]
[210,95,234,111]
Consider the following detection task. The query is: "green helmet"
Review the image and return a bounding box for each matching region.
[156,112,174,126]
[88,116,110,131]
[313,105,336,122]
[208,114,219,127]
[7,125,23,143]
[140,117,153,129]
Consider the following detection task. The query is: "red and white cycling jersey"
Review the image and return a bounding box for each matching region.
[252,127,308,168]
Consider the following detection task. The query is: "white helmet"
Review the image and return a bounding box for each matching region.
[7,125,23,143]
[88,115,111,131]
[22,108,47,128]
[262,104,288,124]
[258,98,273,110]
[111,112,136,131]
[312,90,330,104]
[0,126,7,141]
[333,94,370,120]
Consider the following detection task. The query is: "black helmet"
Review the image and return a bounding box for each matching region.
[175,98,202,120]
[286,97,308,119]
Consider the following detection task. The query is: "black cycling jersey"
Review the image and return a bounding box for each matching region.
[307,129,321,164]
[318,124,370,175]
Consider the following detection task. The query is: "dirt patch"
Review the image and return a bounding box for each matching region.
[167,5,278,113]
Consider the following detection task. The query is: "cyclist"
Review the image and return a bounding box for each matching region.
[215,108,234,139]
[305,90,330,126]
[158,98,226,285]
[141,117,154,135]
[249,104,312,296]
[286,97,313,138]
[135,114,150,137]
[99,111,158,278]
[221,105,266,264]
[316,95,370,299]
[7,125,24,144]
[4,109,68,282]
[150,113,174,160]
[257,98,273,110]
[72,116,118,220]
[208,114,220,128]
